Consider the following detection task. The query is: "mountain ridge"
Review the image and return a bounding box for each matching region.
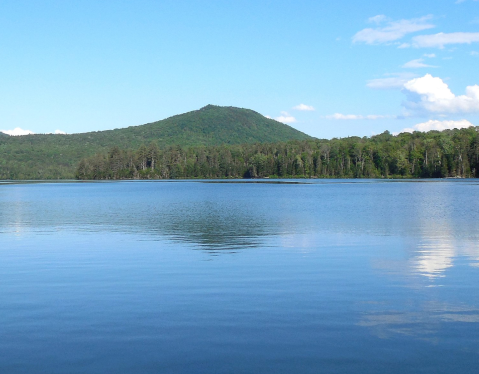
[0,105,312,179]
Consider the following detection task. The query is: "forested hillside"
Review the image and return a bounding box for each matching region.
[0,105,310,179]
[76,127,479,180]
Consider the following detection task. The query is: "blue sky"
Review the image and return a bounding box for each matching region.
[1,0,478,139]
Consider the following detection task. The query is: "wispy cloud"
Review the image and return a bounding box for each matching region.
[293,104,315,111]
[325,113,391,120]
[368,15,389,24]
[366,73,418,90]
[275,111,297,123]
[398,119,474,134]
[367,77,408,89]
[412,32,479,48]
[54,130,67,134]
[402,58,437,68]
[403,74,479,114]
[353,15,434,45]
[0,127,34,136]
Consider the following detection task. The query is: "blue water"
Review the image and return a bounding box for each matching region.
[1,180,479,373]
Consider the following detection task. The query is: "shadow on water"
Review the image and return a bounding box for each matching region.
[0,181,283,250]
[134,201,272,250]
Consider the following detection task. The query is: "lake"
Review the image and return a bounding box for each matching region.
[1,180,479,373]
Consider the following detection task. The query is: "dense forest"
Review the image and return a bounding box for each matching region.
[0,105,310,179]
[76,126,479,180]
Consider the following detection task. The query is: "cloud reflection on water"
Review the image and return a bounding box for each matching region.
[405,181,479,278]
[358,301,479,341]
[411,239,455,278]
[358,181,479,341]
[2,180,479,268]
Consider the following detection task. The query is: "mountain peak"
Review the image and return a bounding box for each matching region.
[199,104,218,111]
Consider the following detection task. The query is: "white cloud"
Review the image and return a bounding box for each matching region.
[423,53,436,58]
[365,115,390,120]
[402,58,437,68]
[399,119,474,134]
[326,113,390,120]
[403,74,479,114]
[471,51,479,56]
[368,15,388,24]
[0,127,34,136]
[353,15,434,45]
[293,103,315,111]
[275,111,297,123]
[0,128,67,136]
[412,32,479,48]
[367,73,418,90]
[368,77,408,89]
[327,114,363,120]
[264,115,272,119]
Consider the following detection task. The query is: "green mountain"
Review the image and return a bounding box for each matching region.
[0,105,312,179]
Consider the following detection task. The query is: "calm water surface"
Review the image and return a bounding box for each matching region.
[1,180,479,373]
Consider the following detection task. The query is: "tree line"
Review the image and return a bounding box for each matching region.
[76,127,479,180]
